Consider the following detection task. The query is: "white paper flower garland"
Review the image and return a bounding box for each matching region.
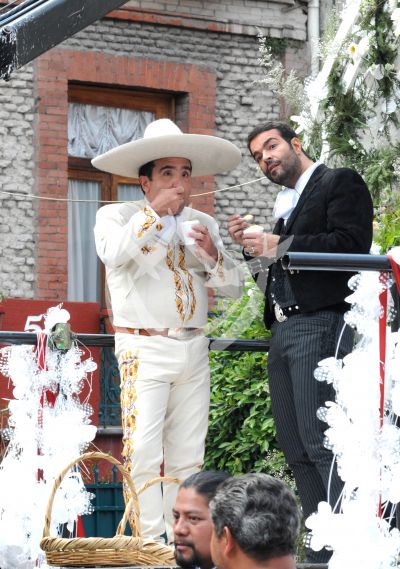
[0,305,97,569]
[306,255,400,569]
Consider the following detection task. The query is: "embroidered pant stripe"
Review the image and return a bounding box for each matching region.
[115,333,210,543]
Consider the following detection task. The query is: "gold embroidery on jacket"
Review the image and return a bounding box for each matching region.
[207,251,225,282]
[217,252,225,281]
[141,245,155,255]
[166,246,185,321]
[137,206,156,238]
[178,245,196,320]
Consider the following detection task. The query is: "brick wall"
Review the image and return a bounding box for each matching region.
[35,50,216,300]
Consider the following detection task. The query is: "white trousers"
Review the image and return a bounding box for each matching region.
[115,333,210,543]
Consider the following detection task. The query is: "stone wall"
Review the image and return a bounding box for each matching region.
[119,0,307,40]
[0,64,36,298]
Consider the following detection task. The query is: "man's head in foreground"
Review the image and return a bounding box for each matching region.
[209,473,300,569]
[173,470,231,569]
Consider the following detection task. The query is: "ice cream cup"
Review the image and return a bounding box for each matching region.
[180,219,200,245]
[243,224,264,234]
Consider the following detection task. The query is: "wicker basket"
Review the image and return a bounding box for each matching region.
[40,451,180,567]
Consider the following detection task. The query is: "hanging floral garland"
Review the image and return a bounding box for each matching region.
[305,254,400,568]
[0,305,97,569]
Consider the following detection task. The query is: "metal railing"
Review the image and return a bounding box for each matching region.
[0,331,270,430]
[282,252,394,272]
[0,332,270,352]
[1,252,397,428]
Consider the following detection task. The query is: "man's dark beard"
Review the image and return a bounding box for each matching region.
[175,544,204,569]
[265,145,302,187]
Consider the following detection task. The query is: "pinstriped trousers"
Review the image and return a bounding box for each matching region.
[267,310,354,563]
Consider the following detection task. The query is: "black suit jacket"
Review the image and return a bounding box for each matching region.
[250,164,374,328]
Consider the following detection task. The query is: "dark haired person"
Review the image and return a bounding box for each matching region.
[173,470,231,569]
[209,473,300,569]
[93,119,243,544]
[228,121,373,562]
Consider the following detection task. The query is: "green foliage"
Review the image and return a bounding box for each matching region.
[204,280,292,484]
[323,61,369,167]
[291,0,400,208]
[257,33,305,116]
[374,190,400,252]
[362,145,400,203]
[317,7,341,60]
[261,36,289,55]
[360,0,400,102]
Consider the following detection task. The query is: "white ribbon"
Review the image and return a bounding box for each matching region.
[272,187,300,220]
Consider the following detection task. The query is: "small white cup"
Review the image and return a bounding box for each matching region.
[180,219,200,245]
[243,224,264,234]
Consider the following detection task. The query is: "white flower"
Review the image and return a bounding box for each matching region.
[366,63,385,80]
[290,115,308,133]
[390,7,400,37]
[305,502,336,551]
[381,99,397,114]
[347,41,358,59]
[348,138,358,149]
[346,36,369,61]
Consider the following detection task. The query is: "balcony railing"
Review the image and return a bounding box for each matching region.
[0,331,270,430]
[1,251,397,430]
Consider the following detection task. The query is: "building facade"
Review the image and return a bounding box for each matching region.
[0,0,309,302]
[0,0,311,448]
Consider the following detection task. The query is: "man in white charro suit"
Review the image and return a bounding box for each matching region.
[93,119,243,544]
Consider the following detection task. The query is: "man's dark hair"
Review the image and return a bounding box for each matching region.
[209,473,300,562]
[138,160,156,179]
[247,121,313,160]
[180,470,231,504]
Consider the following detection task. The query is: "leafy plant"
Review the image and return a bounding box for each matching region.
[257,33,305,116]
[204,279,293,484]
[374,190,400,252]
[362,146,400,203]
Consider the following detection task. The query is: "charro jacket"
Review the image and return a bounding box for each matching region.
[94,199,244,329]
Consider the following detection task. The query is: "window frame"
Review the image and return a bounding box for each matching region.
[67,83,175,305]
[68,82,175,196]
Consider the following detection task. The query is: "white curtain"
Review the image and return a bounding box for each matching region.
[118,184,143,202]
[68,103,155,158]
[68,180,100,302]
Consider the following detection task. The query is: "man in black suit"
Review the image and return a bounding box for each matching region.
[228,121,373,563]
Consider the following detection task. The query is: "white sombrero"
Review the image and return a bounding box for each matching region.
[91,118,241,178]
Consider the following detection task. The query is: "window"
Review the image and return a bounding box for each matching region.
[67,84,175,304]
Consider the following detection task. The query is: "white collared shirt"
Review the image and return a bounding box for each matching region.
[273,161,321,221]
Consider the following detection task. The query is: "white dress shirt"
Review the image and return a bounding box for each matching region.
[273,161,321,221]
